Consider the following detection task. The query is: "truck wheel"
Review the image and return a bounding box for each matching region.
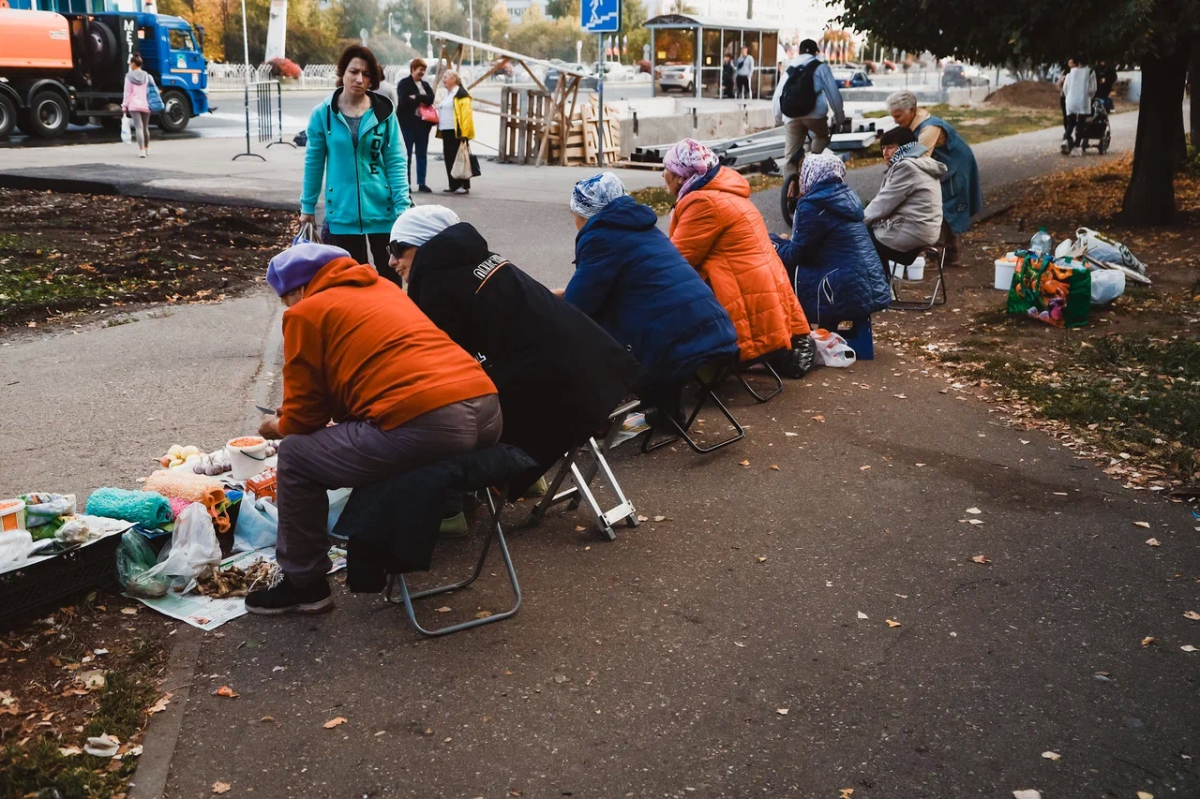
[26,92,70,137]
[157,90,190,133]
[88,21,118,69]
[0,94,16,138]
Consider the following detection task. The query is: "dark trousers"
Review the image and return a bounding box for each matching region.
[735,75,751,98]
[442,134,471,191]
[327,232,403,289]
[868,228,920,270]
[1064,113,1083,149]
[400,121,430,188]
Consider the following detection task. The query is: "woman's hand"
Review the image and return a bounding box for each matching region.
[258,417,282,440]
[299,213,316,228]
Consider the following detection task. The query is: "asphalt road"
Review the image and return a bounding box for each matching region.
[160,355,1200,798]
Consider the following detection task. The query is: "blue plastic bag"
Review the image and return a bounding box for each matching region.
[232,492,278,553]
[147,82,165,114]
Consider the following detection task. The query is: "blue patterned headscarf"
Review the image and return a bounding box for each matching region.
[571,172,628,218]
[799,152,846,194]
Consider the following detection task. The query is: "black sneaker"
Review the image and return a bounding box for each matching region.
[245,574,333,615]
[418,184,433,194]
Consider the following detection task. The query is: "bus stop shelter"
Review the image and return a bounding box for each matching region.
[645,14,780,101]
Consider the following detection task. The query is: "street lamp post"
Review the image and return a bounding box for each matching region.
[426,0,433,60]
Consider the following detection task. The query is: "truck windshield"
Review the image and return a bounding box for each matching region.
[168,29,196,51]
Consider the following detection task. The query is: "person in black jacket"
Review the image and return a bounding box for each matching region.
[396,58,435,194]
[388,205,644,496]
[721,54,735,99]
[1094,60,1118,111]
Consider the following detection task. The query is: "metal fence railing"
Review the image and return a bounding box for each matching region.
[233,80,294,161]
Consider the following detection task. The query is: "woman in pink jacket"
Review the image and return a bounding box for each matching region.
[121,54,156,157]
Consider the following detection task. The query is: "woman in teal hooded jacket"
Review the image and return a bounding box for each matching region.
[300,45,410,287]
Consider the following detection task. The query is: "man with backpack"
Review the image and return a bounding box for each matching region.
[772,39,846,181]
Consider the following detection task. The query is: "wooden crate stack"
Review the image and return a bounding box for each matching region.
[549,95,621,166]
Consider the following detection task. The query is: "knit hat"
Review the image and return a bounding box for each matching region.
[389,205,461,248]
[571,172,627,218]
[799,152,846,194]
[266,243,351,296]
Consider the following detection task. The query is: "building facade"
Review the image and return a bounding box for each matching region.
[504,0,549,22]
[644,0,840,42]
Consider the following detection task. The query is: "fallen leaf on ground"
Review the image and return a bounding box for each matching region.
[971,555,991,564]
[120,607,137,615]
[58,745,83,756]
[1137,792,1154,799]
[893,394,907,399]
[1013,792,1042,799]
[1041,751,1061,761]
[1134,521,1151,528]
[1145,538,1161,547]
[757,556,767,563]
[811,415,825,422]
[785,432,798,437]
[574,526,586,532]
[215,686,238,698]
[839,790,854,799]
[147,693,172,714]
[653,515,668,522]
[1141,636,1155,647]
[323,717,347,729]
[769,464,780,471]
[776,708,788,715]
[859,465,871,470]
[260,716,275,723]
[637,514,648,522]
[739,460,750,467]
[1184,611,1200,621]
[856,611,868,620]
[886,619,901,628]
[435,606,452,613]
[212,782,232,795]
[475,611,493,619]
[1182,645,1198,653]
[966,507,982,514]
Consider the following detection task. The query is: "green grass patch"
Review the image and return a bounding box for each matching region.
[0,740,137,799]
[949,336,1200,476]
[863,104,1062,146]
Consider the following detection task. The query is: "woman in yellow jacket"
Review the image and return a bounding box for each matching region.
[435,69,476,194]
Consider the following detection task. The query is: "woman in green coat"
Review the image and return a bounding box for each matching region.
[300,45,411,287]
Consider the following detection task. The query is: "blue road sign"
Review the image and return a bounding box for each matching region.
[582,0,621,33]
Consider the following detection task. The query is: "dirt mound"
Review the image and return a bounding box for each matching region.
[984,81,1061,110]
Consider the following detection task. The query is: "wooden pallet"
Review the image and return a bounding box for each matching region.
[547,95,621,166]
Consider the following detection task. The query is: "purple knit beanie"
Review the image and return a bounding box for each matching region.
[266,243,351,296]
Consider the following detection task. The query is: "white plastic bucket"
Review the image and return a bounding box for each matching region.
[994,259,1016,291]
[0,499,26,532]
[227,438,271,481]
[891,258,925,281]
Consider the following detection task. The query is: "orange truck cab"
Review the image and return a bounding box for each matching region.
[0,6,211,138]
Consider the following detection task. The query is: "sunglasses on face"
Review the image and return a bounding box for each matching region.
[388,240,411,259]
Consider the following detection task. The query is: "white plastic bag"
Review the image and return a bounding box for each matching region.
[451,141,473,180]
[0,530,33,564]
[232,491,278,553]
[121,115,133,145]
[141,503,221,594]
[1089,268,1125,304]
[809,328,857,368]
[1072,227,1146,275]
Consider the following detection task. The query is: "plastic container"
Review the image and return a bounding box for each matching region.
[0,499,26,532]
[1030,227,1053,257]
[226,437,272,481]
[890,257,924,281]
[994,258,1016,290]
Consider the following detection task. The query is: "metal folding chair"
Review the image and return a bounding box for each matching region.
[641,357,745,454]
[528,400,641,541]
[735,353,784,403]
[384,488,520,637]
[887,245,947,311]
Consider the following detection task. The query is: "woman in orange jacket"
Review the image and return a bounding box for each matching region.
[664,139,809,364]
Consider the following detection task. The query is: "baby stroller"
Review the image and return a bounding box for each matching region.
[1076,98,1112,155]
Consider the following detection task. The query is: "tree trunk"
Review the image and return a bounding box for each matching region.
[1121,46,1190,224]
[1191,35,1200,148]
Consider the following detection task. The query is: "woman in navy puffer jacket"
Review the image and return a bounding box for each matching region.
[564,177,738,402]
[770,153,890,326]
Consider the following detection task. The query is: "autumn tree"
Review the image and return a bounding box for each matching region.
[838,0,1198,224]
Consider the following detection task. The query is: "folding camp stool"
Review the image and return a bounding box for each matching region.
[736,353,784,403]
[528,400,641,542]
[888,245,947,311]
[641,356,745,454]
[384,486,521,637]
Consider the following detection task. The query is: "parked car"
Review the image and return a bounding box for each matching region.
[942,63,989,87]
[830,68,872,89]
[658,64,695,93]
[546,62,595,92]
[592,61,634,81]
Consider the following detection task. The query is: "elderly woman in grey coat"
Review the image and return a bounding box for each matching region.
[863,125,947,265]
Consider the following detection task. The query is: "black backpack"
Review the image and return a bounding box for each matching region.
[780,59,821,118]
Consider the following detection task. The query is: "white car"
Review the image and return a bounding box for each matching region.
[658,64,695,93]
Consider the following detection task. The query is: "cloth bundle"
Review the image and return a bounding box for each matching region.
[19,492,77,540]
[85,488,174,529]
[144,470,231,533]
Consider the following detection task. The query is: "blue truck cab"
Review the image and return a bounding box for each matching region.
[0,6,211,138]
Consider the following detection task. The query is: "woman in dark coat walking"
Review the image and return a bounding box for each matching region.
[396,58,435,193]
[388,205,644,491]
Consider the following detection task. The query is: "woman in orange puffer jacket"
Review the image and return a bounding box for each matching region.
[665,139,809,363]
